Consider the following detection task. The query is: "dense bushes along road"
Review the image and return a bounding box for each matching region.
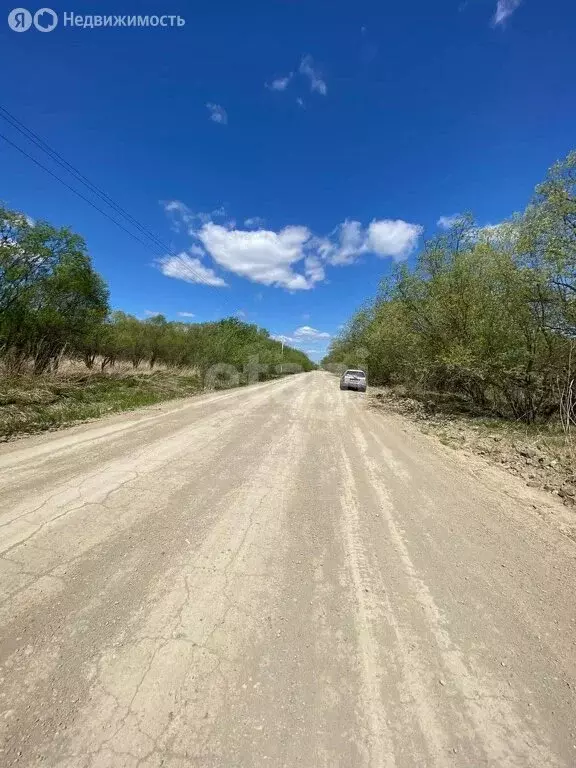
[323,151,576,424]
[0,206,314,377]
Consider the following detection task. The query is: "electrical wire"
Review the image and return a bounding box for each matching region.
[0,107,220,288]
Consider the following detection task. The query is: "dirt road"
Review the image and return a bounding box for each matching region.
[1,371,575,767]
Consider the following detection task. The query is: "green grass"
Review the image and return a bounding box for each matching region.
[0,371,204,440]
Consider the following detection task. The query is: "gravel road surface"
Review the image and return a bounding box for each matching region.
[1,371,575,767]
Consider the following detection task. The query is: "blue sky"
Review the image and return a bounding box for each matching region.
[1,0,575,360]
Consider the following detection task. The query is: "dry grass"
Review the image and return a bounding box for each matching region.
[0,355,294,440]
[0,357,197,378]
[0,364,203,440]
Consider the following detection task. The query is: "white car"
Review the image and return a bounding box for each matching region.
[340,369,367,392]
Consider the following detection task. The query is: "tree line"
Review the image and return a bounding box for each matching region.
[323,151,576,423]
[0,205,315,377]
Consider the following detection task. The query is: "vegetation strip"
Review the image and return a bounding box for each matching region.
[324,152,576,427]
[0,205,315,438]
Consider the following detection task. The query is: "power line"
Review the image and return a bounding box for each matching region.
[0,107,219,288]
[0,106,175,256]
[0,132,163,254]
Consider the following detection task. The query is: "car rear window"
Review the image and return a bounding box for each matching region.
[345,370,365,377]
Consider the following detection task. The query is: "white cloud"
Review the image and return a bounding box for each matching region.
[244,216,265,228]
[318,217,422,265]
[329,219,366,265]
[144,310,162,317]
[189,243,206,258]
[177,311,195,318]
[493,0,522,25]
[299,55,327,95]
[198,223,319,291]
[266,74,293,91]
[294,325,331,340]
[163,200,195,232]
[160,202,423,292]
[477,221,519,243]
[304,254,325,284]
[156,251,227,287]
[273,327,331,359]
[437,214,461,230]
[367,219,423,259]
[163,201,226,234]
[272,334,295,344]
[206,103,228,124]
[267,56,325,101]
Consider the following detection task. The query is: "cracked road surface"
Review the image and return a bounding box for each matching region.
[1,371,575,767]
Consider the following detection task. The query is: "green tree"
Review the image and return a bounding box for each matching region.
[323,151,576,422]
[0,206,109,373]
